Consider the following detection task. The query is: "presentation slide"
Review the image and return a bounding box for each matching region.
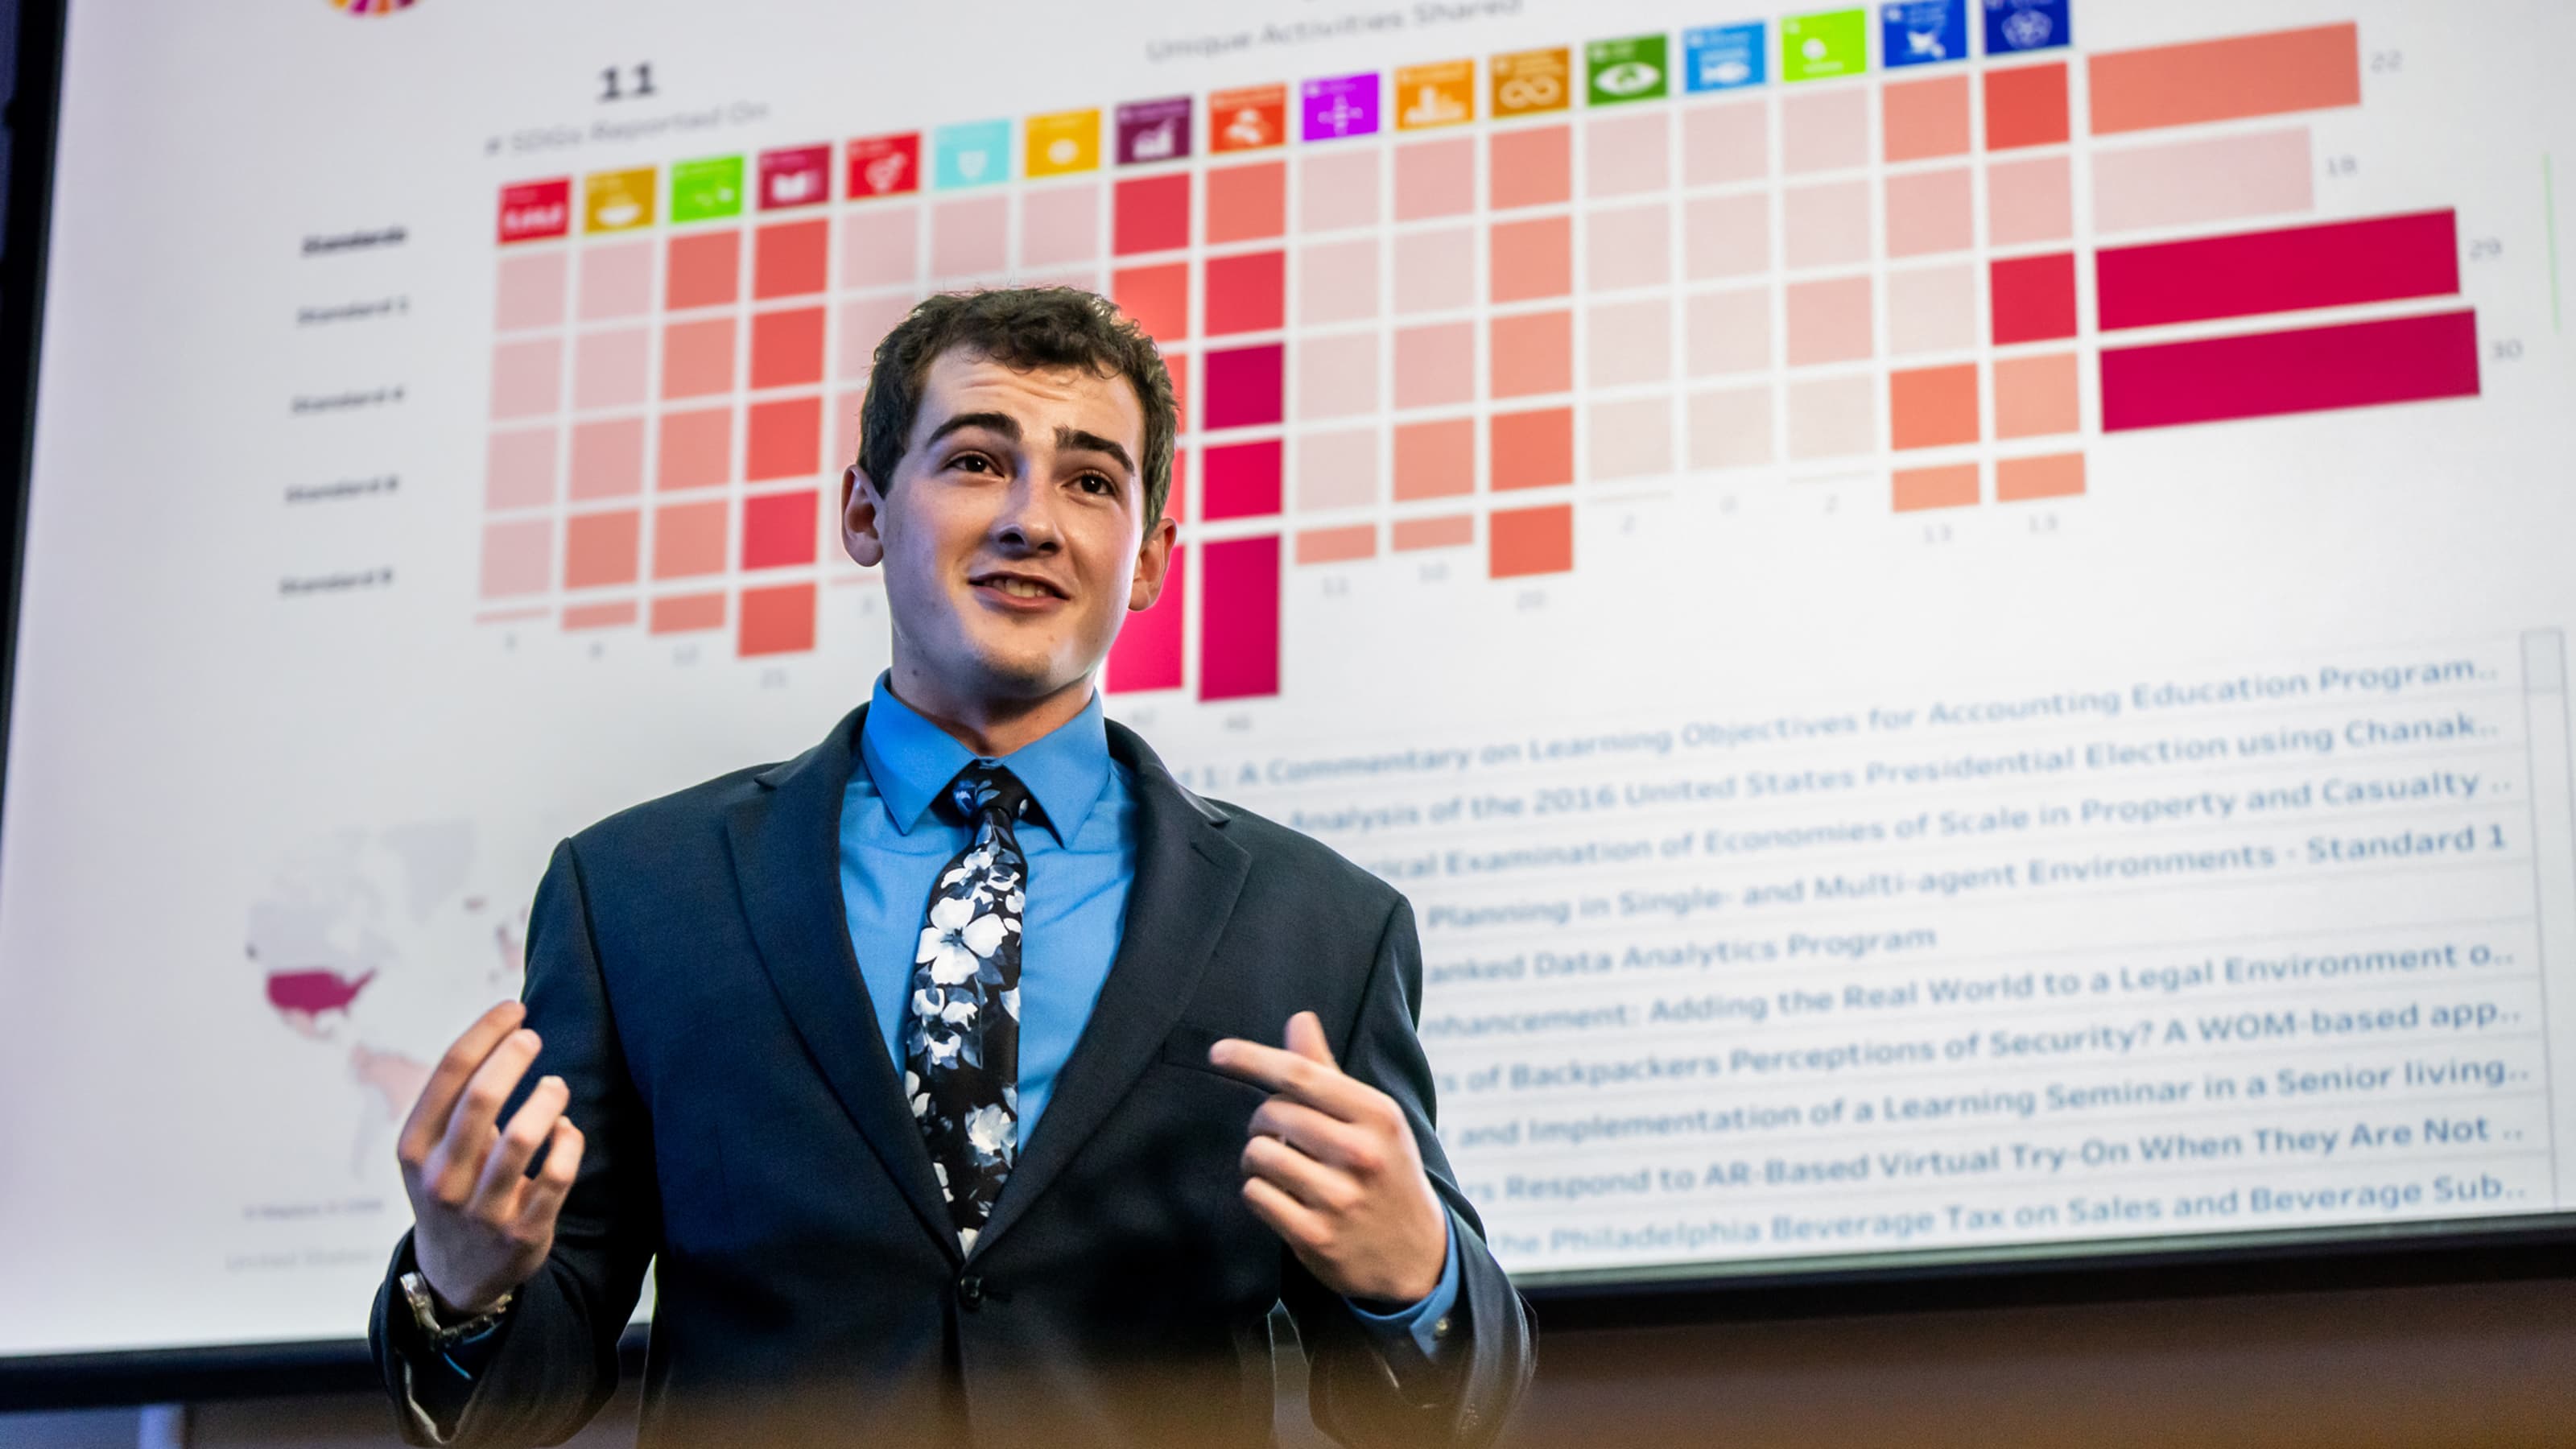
[4,0,2574,1358]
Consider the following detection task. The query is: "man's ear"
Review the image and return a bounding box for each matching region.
[842,464,886,568]
[1128,512,1179,611]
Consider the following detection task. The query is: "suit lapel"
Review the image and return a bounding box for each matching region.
[968,721,1249,1261]
[724,704,960,1257]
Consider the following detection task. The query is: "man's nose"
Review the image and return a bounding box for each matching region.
[990,471,1062,551]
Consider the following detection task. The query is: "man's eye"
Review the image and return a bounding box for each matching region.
[1076,473,1113,494]
[950,453,993,473]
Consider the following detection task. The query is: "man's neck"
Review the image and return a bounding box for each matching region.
[885,667,1096,758]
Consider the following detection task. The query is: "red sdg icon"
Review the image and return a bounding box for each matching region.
[760,145,832,208]
[846,133,923,200]
[497,179,570,245]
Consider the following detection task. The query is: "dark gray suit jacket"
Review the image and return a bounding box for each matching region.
[369,705,1534,1447]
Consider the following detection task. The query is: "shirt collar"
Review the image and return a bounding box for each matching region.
[857,671,1113,846]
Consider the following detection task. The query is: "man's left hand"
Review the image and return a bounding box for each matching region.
[1211,1010,1450,1304]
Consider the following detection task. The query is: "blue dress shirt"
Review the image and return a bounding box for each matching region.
[840,675,1459,1355]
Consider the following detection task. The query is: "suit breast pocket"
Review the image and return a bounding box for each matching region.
[1155,1022,1262,1088]
[1137,1023,1274,1257]
[1149,1022,1273,1137]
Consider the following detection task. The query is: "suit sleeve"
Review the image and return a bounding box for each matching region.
[1280,894,1536,1449]
[369,838,660,1448]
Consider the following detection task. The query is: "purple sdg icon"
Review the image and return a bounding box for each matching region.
[1117,97,1192,165]
[1299,73,1381,141]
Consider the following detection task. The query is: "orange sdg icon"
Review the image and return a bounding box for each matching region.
[1208,84,1288,153]
[1491,47,1571,117]
[1395,60,1475,130]
[326,0,417,12]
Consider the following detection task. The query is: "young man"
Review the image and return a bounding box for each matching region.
[372,288,1534,1447]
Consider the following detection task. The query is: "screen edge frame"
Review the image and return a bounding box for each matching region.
[2,0,2575,1416]
[0,0,62,792]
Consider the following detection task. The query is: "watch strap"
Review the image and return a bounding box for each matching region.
[399,1270,514,1348]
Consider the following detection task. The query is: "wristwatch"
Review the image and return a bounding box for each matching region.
[398,1270,514,1348]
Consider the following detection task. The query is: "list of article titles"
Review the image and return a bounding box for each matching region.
[1181,633,2576,1274]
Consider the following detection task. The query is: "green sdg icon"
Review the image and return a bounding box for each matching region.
[1782,8,1868,82]
[670,155,745,223]
[1586,35,1670,105]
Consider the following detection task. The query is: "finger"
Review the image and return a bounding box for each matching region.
[1242,1174,1331,1253]
[515,1118,584,1236]
[398,1001,525,1170]
[1207,1039,1374,1121]
[428,1028,541,1206]
[1284,1010,1337,1069]
[1241,1133,1359,1215]
[1249,1096,1377,1174]
[470,1075,568,1219]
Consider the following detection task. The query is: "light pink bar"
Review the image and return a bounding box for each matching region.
[1392,514,1475,551]
[1296,429,1379,510]
[1295,524,1377,564]
[2093,126,2314,235]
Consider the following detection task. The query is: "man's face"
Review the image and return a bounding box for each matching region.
[842,347,1175,712]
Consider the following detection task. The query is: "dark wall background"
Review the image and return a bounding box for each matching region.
[8,1277,2576,1445]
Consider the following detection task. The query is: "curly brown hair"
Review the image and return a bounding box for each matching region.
[857,287,1178,524]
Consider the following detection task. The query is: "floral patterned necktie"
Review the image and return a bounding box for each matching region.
[904,762,1034,1251]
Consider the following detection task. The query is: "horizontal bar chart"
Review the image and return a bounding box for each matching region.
[1294,524,1376,565]
[2092,127,2313,236]
[1107,544,1185,691]
[2097,211,2459,331]
[476,4,2486,708]
[564,601,637,630]
[1996,452,2087,502]
[1393,514,1476,552]
[1199,536,1279,702]
[739,583,817,657]
[648,593,726,635]
[2088,23,2360,136]
[1893,463,1979,513]
[2100,310,2480,432]
[1489,505,1573,579]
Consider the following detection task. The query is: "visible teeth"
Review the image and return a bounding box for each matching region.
[993,579,1046,598]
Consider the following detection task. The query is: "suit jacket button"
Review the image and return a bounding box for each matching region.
[957,1275,985,1310]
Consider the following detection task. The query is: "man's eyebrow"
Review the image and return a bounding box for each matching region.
[921,411,1022,449]
[1056,427,1136,477]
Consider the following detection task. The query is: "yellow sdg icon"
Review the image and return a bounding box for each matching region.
[1025,107,1101,179]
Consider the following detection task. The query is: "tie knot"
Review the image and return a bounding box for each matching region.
[947,762,1036,829]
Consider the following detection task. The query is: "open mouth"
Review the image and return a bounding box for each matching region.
[971,572,1067,602]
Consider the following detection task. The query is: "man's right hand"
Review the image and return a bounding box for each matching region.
[396,1001,584,1319]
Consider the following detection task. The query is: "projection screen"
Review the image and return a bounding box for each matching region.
[4,0,2574,1366]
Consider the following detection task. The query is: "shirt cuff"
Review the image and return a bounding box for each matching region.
[395,1300,511,1443]
[1341,1215,1462,1363]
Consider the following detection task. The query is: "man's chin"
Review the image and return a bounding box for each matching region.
[956,641,1094,703]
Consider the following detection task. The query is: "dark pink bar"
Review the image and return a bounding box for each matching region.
[1200,535,1280,701]
[2100,309,2479,432]
[1203,439,1284,520]
[1106,544,1185,692]
[2097,209,2458,331]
